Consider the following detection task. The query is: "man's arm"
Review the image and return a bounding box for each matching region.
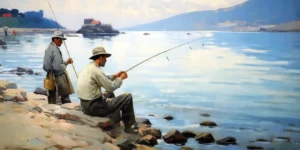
[93,71,123,92]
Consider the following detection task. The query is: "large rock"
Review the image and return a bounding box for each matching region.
[163,130,187,145]
[61,102,81,111]
[17,67,34,74]
[34,87,48,96]
[182,130,196,138]
[0,80,17,94]
[2,89,27,102]
[139,128,162,139]
[53,108,113,128]
[216,136,237,145]
[195,133,215,144]
[200,121,217,127]
[136,135,158,147]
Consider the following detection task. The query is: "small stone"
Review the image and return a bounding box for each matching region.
[273,137,291,142]
[34,87,48,96]
[33,106,43,113]
[200,113,210,117]
[256,138,269,142]
[247,146,264,150]
[200,121,217,127]
[114,138,136,150]
[180,147,193,150]
[136,118,152,125]
[148,114,155,116]
[164,115,174,121]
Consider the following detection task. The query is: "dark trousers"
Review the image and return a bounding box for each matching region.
[48,88,71,104]
[4,31,7,37]
[80,92,136,128]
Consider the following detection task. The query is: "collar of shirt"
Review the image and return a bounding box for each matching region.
[92,61,100,67]
[51,42,58,47]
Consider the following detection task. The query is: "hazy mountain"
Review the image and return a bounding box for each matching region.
[125,0,300,31]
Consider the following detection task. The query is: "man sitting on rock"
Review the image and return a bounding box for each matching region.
[77,47,138,134]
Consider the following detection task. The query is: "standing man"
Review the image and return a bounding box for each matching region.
[3,25,8,37]
[43,31,74,104]
[77,47,138,134]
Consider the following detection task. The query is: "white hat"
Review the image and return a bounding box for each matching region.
[89,47,111,59]
[52,30,67,40]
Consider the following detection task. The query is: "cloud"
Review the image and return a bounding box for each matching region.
[1,0,247,29]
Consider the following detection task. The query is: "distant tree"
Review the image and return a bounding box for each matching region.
[11,9,19,17]
[19,13,25,18]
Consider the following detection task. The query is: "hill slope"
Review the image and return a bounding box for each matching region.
[125,0,300,31]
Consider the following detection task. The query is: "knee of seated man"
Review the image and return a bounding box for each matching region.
[123,92,132,98]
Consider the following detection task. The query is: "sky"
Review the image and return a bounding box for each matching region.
[1,0,247,30]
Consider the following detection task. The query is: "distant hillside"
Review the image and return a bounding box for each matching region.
[0,9,65,29]
[259,21,300,32]
[125,0,300,31]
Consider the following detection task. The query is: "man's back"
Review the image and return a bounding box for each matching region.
[77,62,122,100]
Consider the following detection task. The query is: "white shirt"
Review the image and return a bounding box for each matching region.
[77,62,123,100]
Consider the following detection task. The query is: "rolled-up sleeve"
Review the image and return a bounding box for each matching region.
[93,71,122,92]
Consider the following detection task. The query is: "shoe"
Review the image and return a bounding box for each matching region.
[124,127,138,134]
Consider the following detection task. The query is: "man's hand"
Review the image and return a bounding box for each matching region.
[114,71,126,78]
[66,58,73,65]
[120,72,128,80]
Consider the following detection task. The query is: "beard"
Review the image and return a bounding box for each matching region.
[100,61,106,67]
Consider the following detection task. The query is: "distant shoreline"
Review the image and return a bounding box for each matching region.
[0,28,76,34]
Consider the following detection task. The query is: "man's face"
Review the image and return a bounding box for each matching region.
[54,38,63,47]
[99,55,107,67]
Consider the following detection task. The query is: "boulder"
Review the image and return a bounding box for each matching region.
[50,134,78,149]
[2,89,27,102]
[163,130,187,145]
[136,135,158,147]
[0,80,17,94]
[53,108,113,128]
[139,128,162,139]
[200,121,217,127]
[195,133,215,144]
[216,136,237,145]
[182,130,196,138]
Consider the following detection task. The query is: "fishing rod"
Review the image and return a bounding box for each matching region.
[47,1,78,78]
[126,37,204,72]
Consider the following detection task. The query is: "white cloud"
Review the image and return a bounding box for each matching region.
[1,0,247,29]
